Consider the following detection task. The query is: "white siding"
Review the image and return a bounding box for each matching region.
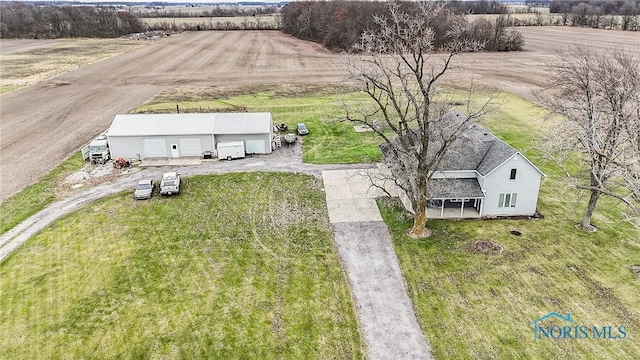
[481,153,542,216]
[106,113,272,158]
[108,135,214,160]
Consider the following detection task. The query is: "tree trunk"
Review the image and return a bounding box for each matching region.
[408,207,432,238]
[579,190,600,231]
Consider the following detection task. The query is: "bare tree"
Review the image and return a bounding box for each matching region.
[343,2,495,237]
[539,46,640,231]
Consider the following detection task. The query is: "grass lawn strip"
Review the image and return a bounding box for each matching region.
[135,84,385,164]
[0,172,363,359]
[0,152,85,235]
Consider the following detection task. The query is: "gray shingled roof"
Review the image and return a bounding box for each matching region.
[438,124,518,175]
[379,122,518,175]
[428,178,485,198]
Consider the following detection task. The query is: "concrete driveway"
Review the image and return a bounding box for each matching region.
[323,169,383,223]
[322,169,432,360]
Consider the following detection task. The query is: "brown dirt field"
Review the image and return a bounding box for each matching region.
[454,26,640,101]
[0,39,69,55]
[0,27,638,201]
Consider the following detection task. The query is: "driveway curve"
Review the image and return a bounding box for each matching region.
[0,158,434,360]
[0,157,374,262]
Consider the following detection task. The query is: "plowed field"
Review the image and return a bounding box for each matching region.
[1,28,638,200]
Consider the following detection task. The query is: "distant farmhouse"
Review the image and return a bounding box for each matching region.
[105,113,273,160]
[381,120,545,219]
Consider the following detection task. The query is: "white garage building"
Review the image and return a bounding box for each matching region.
[105,112,273,159]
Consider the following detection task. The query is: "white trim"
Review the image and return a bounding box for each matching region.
[484,152,546,178]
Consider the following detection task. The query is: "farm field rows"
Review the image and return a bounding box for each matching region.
[0,30,339,201]
[0,27,638,200]
[0,38,148,92]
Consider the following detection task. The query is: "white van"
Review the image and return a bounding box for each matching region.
[160,172,181,195]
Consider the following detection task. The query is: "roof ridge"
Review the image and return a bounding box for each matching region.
[475,138,496,171]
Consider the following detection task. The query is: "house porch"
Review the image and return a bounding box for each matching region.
[427,198,482,219]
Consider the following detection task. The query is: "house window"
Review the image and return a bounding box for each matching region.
[499,193,518,208]
[510,168,517,180]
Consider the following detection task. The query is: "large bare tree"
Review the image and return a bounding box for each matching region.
[539,46,640,231]
[344,2,495,237]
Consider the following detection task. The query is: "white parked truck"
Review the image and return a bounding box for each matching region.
[217,141,245,160]
[160,172,181,195]
[89,135,110,165]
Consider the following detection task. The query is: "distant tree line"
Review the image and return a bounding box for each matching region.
[135,6,279,18]
[445,0,508,14]
[550,0,639,30]
[0,2,145,38]
[281,1,523,52]
[146,15,281,32]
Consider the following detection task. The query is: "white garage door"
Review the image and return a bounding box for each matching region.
[245,139,266,154]
[179,137,202,157]
[143,138,167,158]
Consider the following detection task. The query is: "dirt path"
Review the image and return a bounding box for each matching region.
[2,28,638,201]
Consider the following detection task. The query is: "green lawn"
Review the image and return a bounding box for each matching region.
[379,92,640,359]
[0,152,85,234]
[0,173,363,359]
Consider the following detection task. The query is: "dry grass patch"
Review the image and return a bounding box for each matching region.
[464,240,504,255]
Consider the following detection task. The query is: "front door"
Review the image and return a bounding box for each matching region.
[171,144,179,158]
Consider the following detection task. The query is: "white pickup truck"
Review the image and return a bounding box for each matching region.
[160,172,181,195]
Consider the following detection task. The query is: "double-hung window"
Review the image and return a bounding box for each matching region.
[499,193,517,208]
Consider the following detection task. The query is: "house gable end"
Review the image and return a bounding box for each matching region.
[484,152,546,178]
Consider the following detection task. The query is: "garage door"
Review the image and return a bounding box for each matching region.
[179,137,202,157]
[245,139,266,154]
[143,138,167,158]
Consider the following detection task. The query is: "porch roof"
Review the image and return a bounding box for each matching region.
[428,178,485,199]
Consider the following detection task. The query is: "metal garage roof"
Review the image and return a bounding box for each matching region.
[106,113,272,137]
[213,113,272,134]
[106,114,215,137]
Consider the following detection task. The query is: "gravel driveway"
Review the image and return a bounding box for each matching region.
[0,145,373,262]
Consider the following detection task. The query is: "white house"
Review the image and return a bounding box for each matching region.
[105,112,273,159]
[381,122,545,218]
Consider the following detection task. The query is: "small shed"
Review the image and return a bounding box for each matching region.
[105,112,273,159]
